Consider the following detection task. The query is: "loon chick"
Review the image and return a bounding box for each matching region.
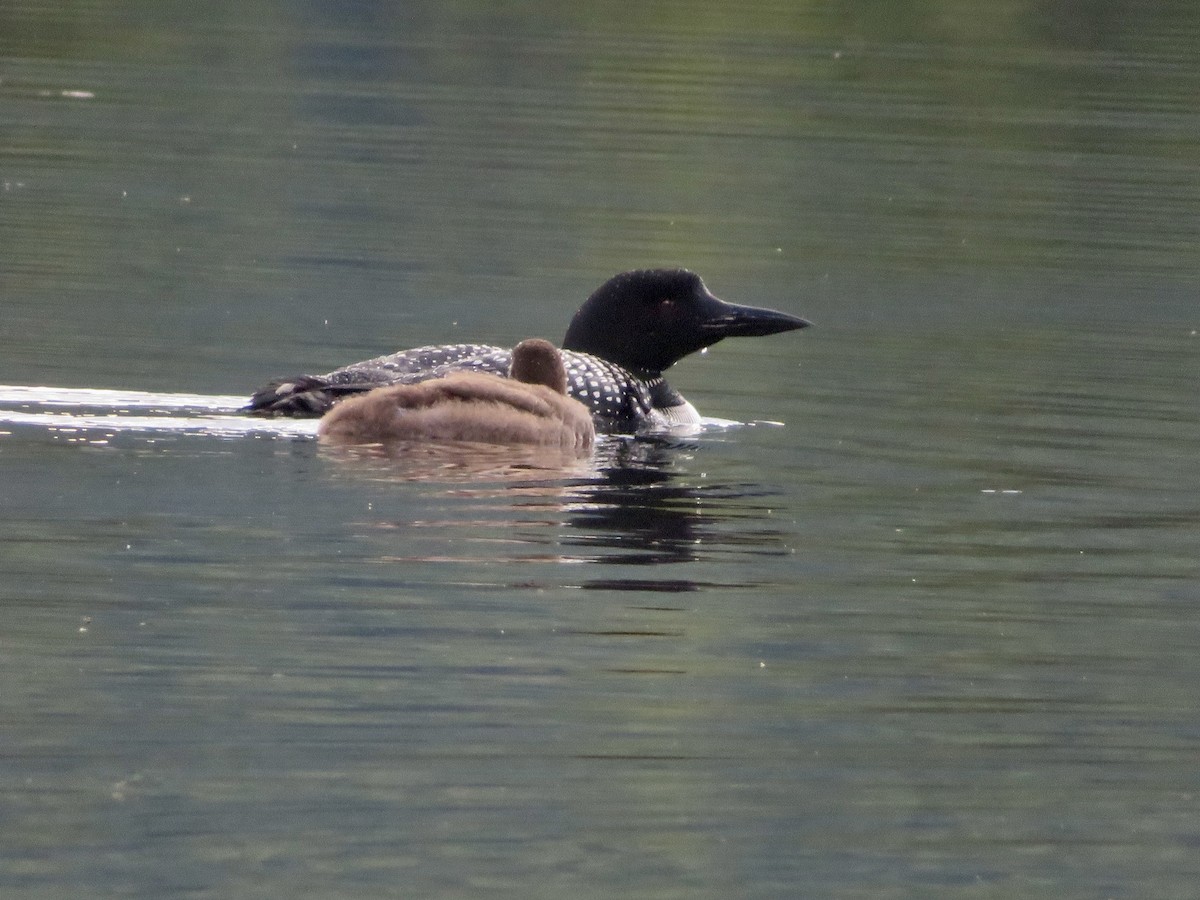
[250,268,810,433]
[318,338,594,450]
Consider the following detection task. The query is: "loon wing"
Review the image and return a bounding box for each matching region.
[334,343,510,382]
[247,344,512,417]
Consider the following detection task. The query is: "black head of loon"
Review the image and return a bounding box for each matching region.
[561,268,811,377]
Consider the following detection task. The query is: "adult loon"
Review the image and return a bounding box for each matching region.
[249,268,810,433]
[318,338,594,450]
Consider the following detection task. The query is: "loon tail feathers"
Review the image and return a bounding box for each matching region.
[246,375,374,417]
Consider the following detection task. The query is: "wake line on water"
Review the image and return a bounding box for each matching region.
[0,385,318,439]
[0,385,761,441]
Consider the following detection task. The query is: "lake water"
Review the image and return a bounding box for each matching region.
[2,2,1198,897]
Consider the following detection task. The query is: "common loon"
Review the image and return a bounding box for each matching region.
[249,268,810,433]
[318,338,594,450]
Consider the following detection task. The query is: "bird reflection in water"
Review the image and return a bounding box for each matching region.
[320,434,790,592]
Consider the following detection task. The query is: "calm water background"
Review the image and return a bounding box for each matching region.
[2,1,1198,897]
